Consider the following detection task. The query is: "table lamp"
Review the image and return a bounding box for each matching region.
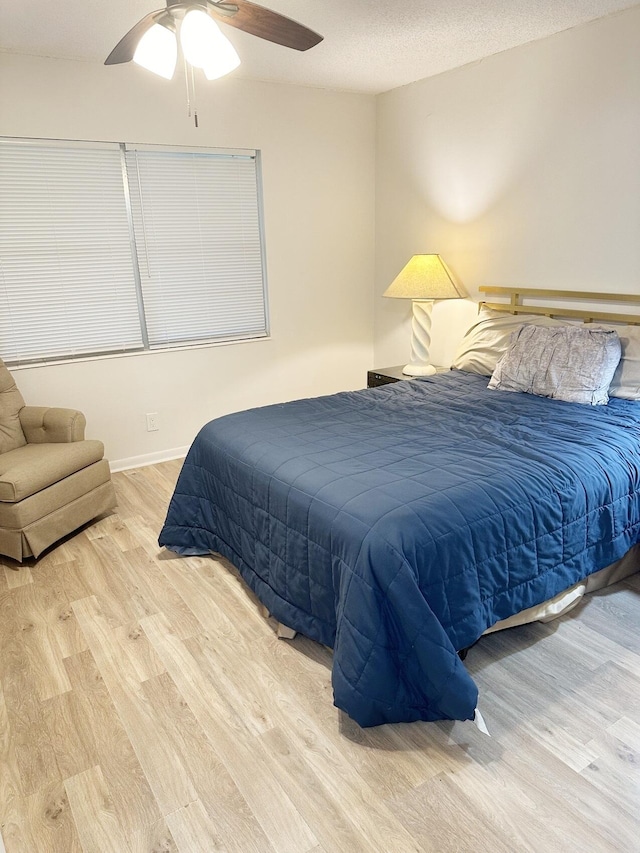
[383,254,464,376]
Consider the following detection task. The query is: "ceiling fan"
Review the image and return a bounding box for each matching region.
[106,0,323,81]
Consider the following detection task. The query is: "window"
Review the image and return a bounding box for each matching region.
[0,138,268,365]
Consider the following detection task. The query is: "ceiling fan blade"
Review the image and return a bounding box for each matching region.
[209,0,323,51]
[105,10,165,65]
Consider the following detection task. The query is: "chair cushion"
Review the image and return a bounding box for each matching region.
[0,440,105,502]
[0,360,27,454]
[0,459,113,528]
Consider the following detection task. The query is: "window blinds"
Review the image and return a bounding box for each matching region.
[0,140,143,363]
[0,138,268,364]
[125,146,267,348]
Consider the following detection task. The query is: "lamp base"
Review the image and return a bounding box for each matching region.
[402,363,437,377]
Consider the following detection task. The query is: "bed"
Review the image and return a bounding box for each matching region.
[159,288,640,727]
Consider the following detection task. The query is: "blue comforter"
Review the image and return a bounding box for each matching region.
[159,372,640,726]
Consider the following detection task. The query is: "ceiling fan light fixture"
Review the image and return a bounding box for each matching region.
[133,22,178,79]
[180,8,240,77]
[202,34,241,80]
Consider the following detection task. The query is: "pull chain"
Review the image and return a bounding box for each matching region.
[183,59,198,127]
[184,55,192,119]
[191,64,198,128]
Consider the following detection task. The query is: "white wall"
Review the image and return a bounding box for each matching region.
[0,53,375,467]
[375,7,640,368]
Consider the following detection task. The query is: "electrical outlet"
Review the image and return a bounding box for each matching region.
[146,412,159,432]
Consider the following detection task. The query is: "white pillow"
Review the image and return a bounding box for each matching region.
[452,307,569,376]
[488,325,622,406]
[585,323,640,401]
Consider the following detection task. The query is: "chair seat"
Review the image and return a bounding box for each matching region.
[0,440,105,502]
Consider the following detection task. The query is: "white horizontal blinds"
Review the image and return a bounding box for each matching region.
[0,139,143,363]
[126,147,267,347]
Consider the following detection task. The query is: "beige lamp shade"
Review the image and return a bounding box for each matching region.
[383,254,464,300]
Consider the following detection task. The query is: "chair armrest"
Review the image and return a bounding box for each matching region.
[19,406,86,443]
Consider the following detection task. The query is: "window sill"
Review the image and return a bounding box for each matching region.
[9,334,272,371]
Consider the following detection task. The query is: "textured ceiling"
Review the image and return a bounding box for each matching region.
[0,0,637,94]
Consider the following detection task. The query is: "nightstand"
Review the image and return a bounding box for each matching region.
[367,366,412,388]
[367,365,449,388]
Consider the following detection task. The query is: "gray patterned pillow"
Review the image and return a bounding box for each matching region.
[488,325,622,405]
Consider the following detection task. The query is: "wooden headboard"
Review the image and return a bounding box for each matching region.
[479,286,640,325]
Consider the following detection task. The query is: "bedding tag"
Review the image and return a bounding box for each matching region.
[473,707,491,736]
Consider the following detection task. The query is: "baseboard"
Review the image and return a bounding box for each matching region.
[110,446,189,473]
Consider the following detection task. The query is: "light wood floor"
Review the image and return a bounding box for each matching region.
[1,461,639,853]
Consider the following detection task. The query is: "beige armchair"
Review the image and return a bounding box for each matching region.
[0,359,116,561]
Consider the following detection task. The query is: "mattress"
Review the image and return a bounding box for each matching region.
[159,371,640,726]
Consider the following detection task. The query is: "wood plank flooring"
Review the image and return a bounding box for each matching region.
[1,460,639,852]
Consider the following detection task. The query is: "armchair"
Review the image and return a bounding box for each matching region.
[0,359,117,561]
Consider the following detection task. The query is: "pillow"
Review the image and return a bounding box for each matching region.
[451,307,569,376]
[585,323,640,401]
[487,325,621,405]
[0,359,27,454]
